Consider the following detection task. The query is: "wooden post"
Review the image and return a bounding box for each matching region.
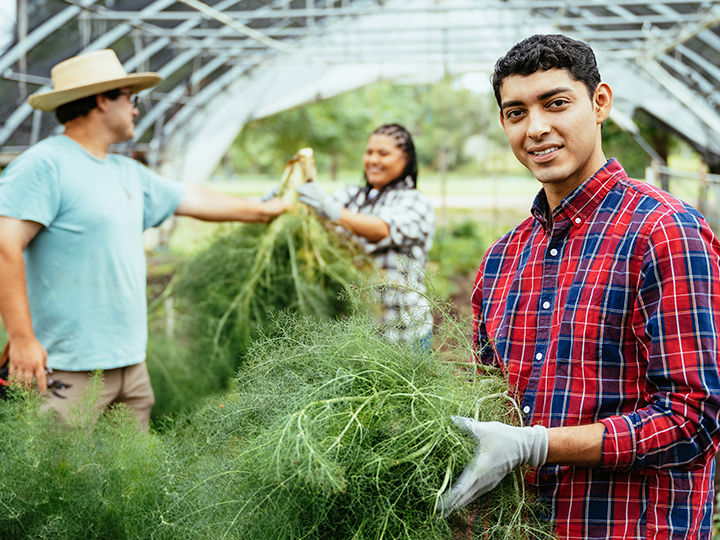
[659,164,670,192]
[330,151,338,183]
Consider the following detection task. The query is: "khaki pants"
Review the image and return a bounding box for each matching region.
[41,362,155,431]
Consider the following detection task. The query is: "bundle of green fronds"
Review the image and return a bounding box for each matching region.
[168,311,552,540]
[0,378,192,540]
[173,149,372,380]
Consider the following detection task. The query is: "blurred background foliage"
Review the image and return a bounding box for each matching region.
[222,75,704,182]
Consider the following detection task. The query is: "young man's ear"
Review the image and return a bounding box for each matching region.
[594,82,613,125]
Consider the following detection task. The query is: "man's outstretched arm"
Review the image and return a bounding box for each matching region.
[0,216,47,391]
[175,183,288,223]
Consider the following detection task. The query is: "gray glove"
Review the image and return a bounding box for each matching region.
[260,185,280,202]
[436,417,548,518]
[295,183,343,221]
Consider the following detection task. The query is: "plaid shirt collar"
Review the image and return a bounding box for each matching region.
[530,158,626,232]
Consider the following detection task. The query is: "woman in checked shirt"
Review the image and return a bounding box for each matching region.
[295,124,436,345]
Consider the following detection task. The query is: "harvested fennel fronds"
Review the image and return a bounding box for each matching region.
[175,148,371,370]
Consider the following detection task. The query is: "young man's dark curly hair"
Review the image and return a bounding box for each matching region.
[491,34,601,106]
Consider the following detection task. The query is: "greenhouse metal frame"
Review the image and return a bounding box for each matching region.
[0,0,719,186]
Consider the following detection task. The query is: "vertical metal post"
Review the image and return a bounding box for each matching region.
[660,169,670,192]
[191,56,201,96]
[133,30,147,72]
[698,169,708,217]
[150,116,165,170]
[30,109,41,145]
[17,0,28,103]
[307,0,315,29]
[79,9,91,48]
[649,160,659,187]
[439,145,448,223]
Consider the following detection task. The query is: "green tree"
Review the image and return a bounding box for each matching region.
[228,83,421,177]
[413,76,505,171]
[602,109,682,179]
[225,78,504,178]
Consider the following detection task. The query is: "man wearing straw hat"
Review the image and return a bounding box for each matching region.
[0,49,286,430]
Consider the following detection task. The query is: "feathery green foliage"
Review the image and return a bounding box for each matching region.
[0,377,189,540]
[174,209,369,359]
[428,219,489,299]
[0,306,551,539]
[169,150,372,409]
[167,310,551,540]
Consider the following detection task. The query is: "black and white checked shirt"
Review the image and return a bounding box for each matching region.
[332,177,436,342]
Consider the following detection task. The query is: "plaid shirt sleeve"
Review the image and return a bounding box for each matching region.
[599,210,720,472]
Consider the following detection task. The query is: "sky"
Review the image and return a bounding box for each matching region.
[0,0,15,53]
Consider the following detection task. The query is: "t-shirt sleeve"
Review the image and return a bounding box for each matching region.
[0,150,61,226]
[138,167,186,230]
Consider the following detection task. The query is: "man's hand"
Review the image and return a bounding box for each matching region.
[436,417,548,518]
[296,183,342,221]
[260,185,280,202]
[8,335,48,392]
[259,197,288,220]
[0,216,45,391]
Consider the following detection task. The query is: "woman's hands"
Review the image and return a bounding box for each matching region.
[295,183,343,221]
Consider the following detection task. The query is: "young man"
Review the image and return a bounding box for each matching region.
[0,49,287,430]
[437,34,720,538]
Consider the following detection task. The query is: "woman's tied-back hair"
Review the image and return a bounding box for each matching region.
[350,123,419,211]
[491,34,601,107]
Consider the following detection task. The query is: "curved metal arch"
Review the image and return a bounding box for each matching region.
[1,0,720,176]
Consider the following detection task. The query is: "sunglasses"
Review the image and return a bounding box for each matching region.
[118,91,139,107]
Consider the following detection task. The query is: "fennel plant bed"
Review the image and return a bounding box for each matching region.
[0,147,551,539]
[0,312,551,540]
[147,149,372,418]
[0,378,190,540]
[171,311,552,540]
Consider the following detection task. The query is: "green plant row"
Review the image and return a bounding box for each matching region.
[0,309,552,540]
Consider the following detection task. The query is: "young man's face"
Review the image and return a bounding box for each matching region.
[498,68,612,203]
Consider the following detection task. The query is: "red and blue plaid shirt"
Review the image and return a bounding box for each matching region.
[472,159,720,539]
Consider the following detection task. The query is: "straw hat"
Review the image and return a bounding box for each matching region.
[27,49,161,112]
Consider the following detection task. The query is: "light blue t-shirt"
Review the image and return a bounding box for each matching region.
[0,135,185,371]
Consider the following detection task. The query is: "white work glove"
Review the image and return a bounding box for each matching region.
[436,417,548,518]
[260,185,280,202]
[295,183,343,221]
